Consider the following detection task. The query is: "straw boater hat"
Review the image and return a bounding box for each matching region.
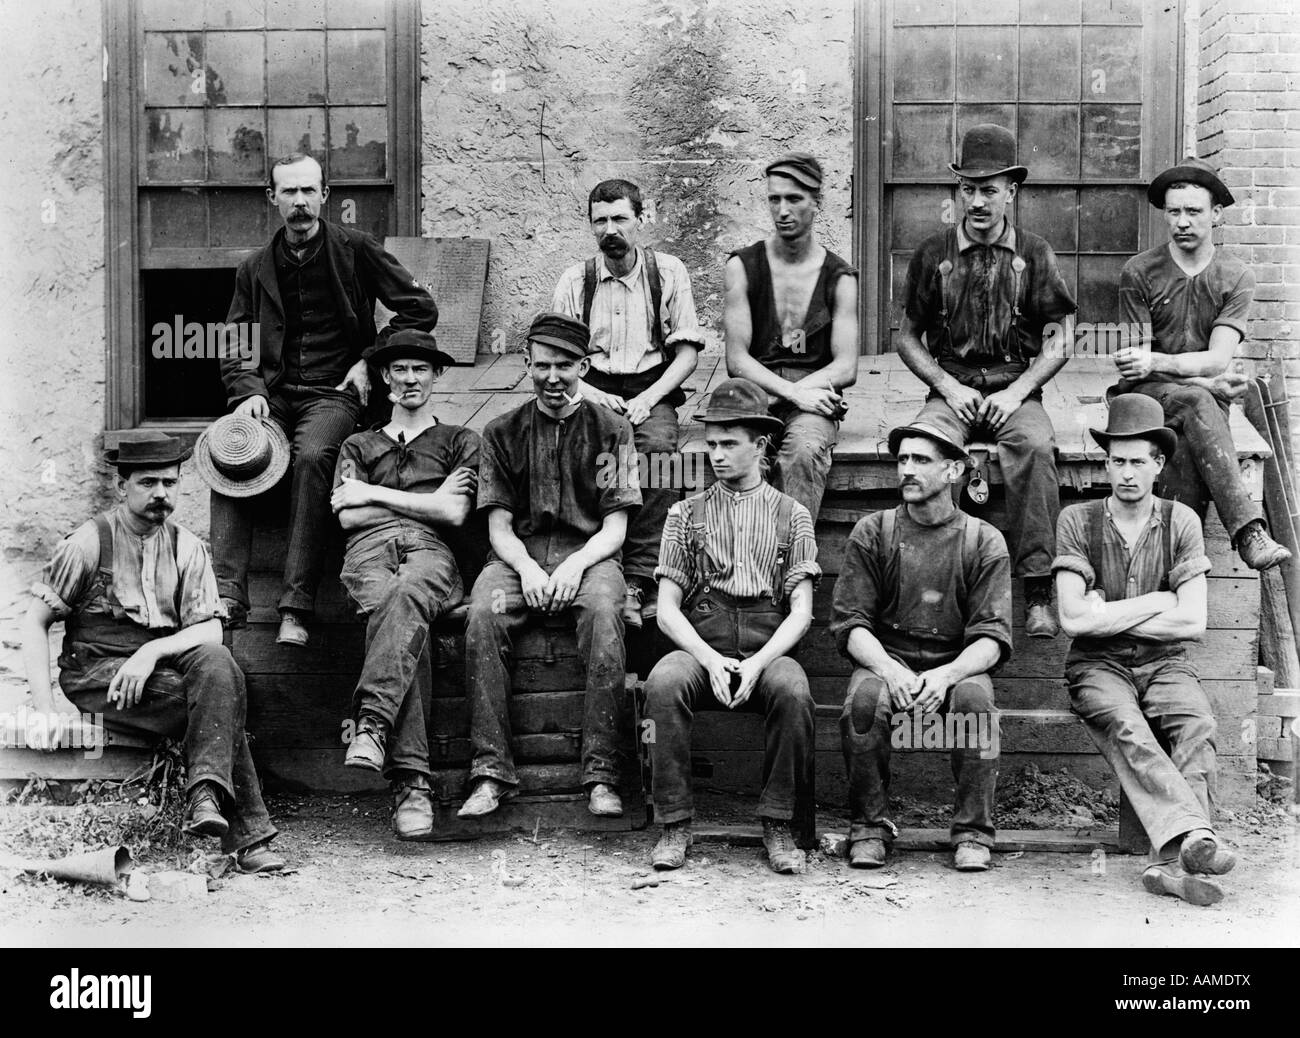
[949,124,1028,185]
[887,421,971,465]
[1089,394,1178,459]
[1147,156,1234,209]
[103,430,193,468]
[193,413,291,498]
[694,378,784,438]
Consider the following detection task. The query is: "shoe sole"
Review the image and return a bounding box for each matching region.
[237,858,285,874]
[395,825,435,841]
[344,752,384,772]
[955,861,990,872]
[588,802,624,817]
[183,817,229,839]
[276,635,309,647]
[1142,868,1223,906]
[768,857,804,874]
[1180,837,1237,876]
[849,857,886,869]
[456,789,517,818]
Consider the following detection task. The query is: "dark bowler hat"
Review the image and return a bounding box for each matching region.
[527,312,591,359]
[1148,156,1234,209]
[888,421,970,465]
[949,124,1028,185]
[364,327,457,371]
[764,152,824,192]
[1089,394,1177,459]
[694,378,784,437]
[104,430,193,469]
[193,414,291,498]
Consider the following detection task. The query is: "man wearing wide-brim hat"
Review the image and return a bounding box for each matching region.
[327,328,482,840]
[896,123,1078,640]
[831,421,1012,873]
[643,377,822,874]
[1115,155,1289,572]
[21,431,283,872]
[1052,394,1238,906]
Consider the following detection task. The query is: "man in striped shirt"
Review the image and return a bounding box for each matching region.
[643,377,820,874]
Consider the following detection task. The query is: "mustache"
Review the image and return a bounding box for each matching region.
[599,236,629,251]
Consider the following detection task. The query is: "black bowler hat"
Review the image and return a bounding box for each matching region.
[888,422,970,465]
[527,312,591,359]
[363,327,457,370]
[765,152,824,192]
[694,378,784,437]
[1148,156,1234,209]
[103,431,193,469]
[949,124,1028,185]
[1089,394,1178,459]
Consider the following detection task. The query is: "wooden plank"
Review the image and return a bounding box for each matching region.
[462,392,530,434]
[0,747,154,782]
[376,237,489,364]
[1259,691,1300,718]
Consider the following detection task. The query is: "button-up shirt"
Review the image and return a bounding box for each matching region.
[552,249,702,376]
[275,232,353,386]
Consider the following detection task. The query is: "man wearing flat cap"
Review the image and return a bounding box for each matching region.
[897,123,1078,639]
[553,178,704,630]
[1053,394,1238,906]
[724,151,859,524]
[22,432,283,872]
[831,421,1012,872]
[1115,156,1289,572]
[330,329,481,840]
[643,377,820,874]
[459,313,641,820]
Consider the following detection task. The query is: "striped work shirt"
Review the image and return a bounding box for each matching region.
[654,480,820,602]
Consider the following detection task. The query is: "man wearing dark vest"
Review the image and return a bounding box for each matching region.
[553,179,703,629]
[1054,394,1237,906]
[897,125,1077,640]
[831,421,1012,872]
[21,432,282,872]
[1115,156,1289,572]
[332,330,481,841]
[644,377,820,874]
[213,153,438,648]
[724,152,859,524]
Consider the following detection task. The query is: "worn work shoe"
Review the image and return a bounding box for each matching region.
[762,819,806,874]
[392,775,435,841]
[220,597,248,631]
[276,610,309,647]
[1236,521,1291,571]
[651,821,692,870]
[954,842,992,872]
[623,585,644,630]
[235,840,285,874]
[588,783,624,817]
[1024,580,1059,639]
[849,838,888,869]
[182,781,229,840]
[344,718,387,772]
[641,584,658,623]
[456,777,515,819]
[1142,863,1224,906]
[1179,831,1238,876]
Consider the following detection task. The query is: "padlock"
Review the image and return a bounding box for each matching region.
[967,467,989,505]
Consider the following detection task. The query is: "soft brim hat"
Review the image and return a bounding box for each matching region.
[527,311,591,359]
[694,377,784,437]
[1088,393,1178,459]
[364,327,457,371]
[764,152,824,192]
[888,422,971,465]
[193,413,292,498]
[103,430,193,468]
[949,123,1028,185]
[1147,156,1234,209]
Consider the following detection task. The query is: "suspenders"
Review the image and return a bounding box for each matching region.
[680,490,796,608]
[933,226,1028,365]
[91,512,183,616]
[879,506,980,594]
[1087,498,1174,597]
[582,247,665,350]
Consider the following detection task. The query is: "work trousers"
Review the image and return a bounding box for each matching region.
[768,404,839,524]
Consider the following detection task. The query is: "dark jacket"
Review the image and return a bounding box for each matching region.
[219,219,438,407]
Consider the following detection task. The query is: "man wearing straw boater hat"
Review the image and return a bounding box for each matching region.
[1115,156,1289,572]
[896,124,1078,640]
[642,377,820,874]
[330,329,481,840]
[1053,394,1237,906]
[22,432,283,872]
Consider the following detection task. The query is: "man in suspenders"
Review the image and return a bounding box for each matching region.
[832,422,1012,872]
[897,125,1077,639]
[1054,395,1237,905]
[643,378,820,873]
[553,179,703,629]
[21,432,282,872]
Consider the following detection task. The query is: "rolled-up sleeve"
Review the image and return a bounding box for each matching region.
[661,254,705,351]
[964,527,1014,663]
[830,515,882,658]
[654,503,693,592]
[1169,502,1213,590]
[177,533,225,628]
[782,502,821,595]
[30,524,98,619]
[597,419,642,516]
[1213,266,1254,340]
[476,423,517,515]
[1051,505,1095,587]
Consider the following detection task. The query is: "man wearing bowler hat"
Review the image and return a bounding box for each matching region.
[459,313,641,820]
[897,124,1077,639]
[1115,156,1289,572]
[330,329,481,840]
[643,377,820,874]
[1054,394,1237,905]
[831,421,1011,872]
[21,432,282,872]
[724,152,860,524]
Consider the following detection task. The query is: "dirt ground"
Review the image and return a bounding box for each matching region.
[1,788,1296,947]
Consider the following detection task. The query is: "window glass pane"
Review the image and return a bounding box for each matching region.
[142,0,196,30]
[957,103,1014,144]
[268,107,327,165]
[1082,0,1141,23]
[1078,255,1127,324]
[956,0,1010,23]
[205,0,263,28]
[325,187,390,239]
[892,106,953,180]
[145,190,207,248]
[956,25,1017,101]
[146,108,207,181]
[329,106,387,179]
[893,27,954,101]
[205,31,265,105]
[144,33,205,107]
[208,108,267,181]
[1078,187,1141,252]
[1020,0,1080,23]
[209,188,270,246]
[327,30,387,103]
[1017,186,1077,251]
[1054,254,1078,303]
[142,269,236,420]
[1020,26,1079,102]
[268,31,326,103]
[1082,104,1141,177]
[266,0,320,28]
[891,187,955,250]
[327,0,386,27]
[1018,104,1080,178]
[1081,26,1142,103]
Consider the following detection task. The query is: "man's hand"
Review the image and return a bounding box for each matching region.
[624,393,657,427]
[696,647,740,708]
[336,359,371,406]
[519,560,551,611]
[789,384,842,417]
[583,384,627,414]
[330,476,376,512]
[880,659,920,710]
[433,466,478,504]
[940,380,983,424]
[1115,346,1155,382]
[912,666,956,715]
[27,688,83,751]
[731,656,767,709]
[235,395,270,420]
[544,556,587,612]
[977,386,1026,432]
[1207,369,1250,404]
[107,645,161,711]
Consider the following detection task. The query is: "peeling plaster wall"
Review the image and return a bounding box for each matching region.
[421,0,856,352]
